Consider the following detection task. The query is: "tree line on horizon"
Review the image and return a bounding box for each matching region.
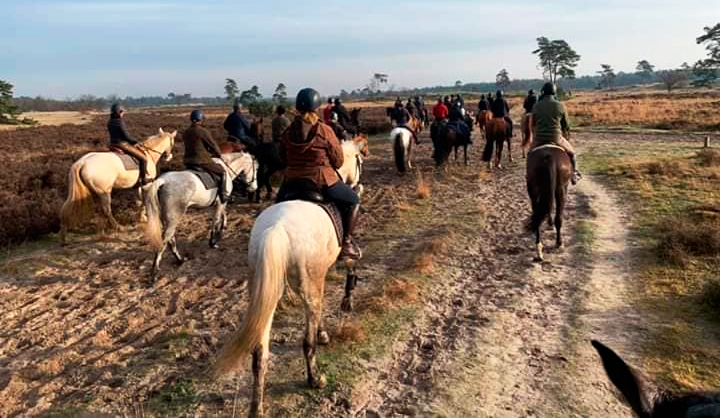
[1,23,718,120]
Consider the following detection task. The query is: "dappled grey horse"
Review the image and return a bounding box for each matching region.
[143,152,258,279]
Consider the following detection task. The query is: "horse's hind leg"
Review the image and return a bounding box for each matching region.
[555,187,567,248]
[302,277,327,389]
[136,187,147,223]
[507,137,513,163]
[250,312,274,418]
[97,192,121,231]
[209,201,227,249]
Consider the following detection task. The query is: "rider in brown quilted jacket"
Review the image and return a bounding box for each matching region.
[278,88,361,260]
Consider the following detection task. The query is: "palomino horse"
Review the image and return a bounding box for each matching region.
[483,118,512,169]
[525,144,571,261]
[337,135,369,197]
[213,143,365,418]
[59,128,177,243]
[475,110,491,134]
[143,152,258,279]
[520,113,533,158]
[592,340,720,417]
[390,125,414,173]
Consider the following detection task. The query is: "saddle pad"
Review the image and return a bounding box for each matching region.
[528,143,566,154]
[188,169,221,190]
[318,203,343,247]
[114,152,139,170]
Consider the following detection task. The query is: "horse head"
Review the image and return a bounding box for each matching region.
[352,134,369,157]
[592,340,720,418]
[144,128,177,162]
[223,152,258,193]
[251,118,265,142]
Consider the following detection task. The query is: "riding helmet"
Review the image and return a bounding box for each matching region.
[110,103,125,114]
[528,89,535,95]
[296,88,321,113]
[541,82,556,96]
[232,100,241,111]
[496,90,503,99]
[190,109,204,122]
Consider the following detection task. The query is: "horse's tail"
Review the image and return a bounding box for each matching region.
[528,153,556,232]
[393,132,406,173]
[60,160,93,231]
[214,224,287,375]
[143,178,165,251]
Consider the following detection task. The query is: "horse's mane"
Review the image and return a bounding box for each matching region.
[142,130,171,149]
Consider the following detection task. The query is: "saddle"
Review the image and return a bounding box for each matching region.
[187,168,222,190]
[109,145,140,170]
[277,179,343,246]
[527,143,566,155]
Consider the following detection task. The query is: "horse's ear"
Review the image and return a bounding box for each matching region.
[159,127,165,134]
[591,340,654,417]
[171,130,177,138]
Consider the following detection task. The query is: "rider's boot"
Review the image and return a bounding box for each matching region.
[138,158,151,186]
[570,153,582,185]
[339,204,361,260]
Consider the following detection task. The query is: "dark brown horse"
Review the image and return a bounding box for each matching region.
[592,340,720,418]
[526,144,571,261]
[475,109,491,134]
[483,118,512,169]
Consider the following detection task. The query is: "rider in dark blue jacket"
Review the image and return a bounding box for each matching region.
[448,104,471,143]
[223,101,255,149]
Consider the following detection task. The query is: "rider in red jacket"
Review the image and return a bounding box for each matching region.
[433,99,449,120]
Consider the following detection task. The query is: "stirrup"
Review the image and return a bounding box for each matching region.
[339,239,361,260]
[572,171,582,185]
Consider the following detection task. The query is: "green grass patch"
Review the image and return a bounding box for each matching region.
[147,379,197,416]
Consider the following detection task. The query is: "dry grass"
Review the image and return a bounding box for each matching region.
[566,90,720,130]
[696,149,720,167]
[656,214,720,266]
[413,236,450,273]
[416,171,431,199]
[331,321,366,344]
[384,278,419,304]
[701,279,720,319]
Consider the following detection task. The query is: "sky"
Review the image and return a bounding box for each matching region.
[3,0,718,99]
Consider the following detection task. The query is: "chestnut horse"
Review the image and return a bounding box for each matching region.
[475,109,491,134]
[593,340,720,417]
[483,118,512,169]
[521,113,533,158]
[525,144,571,261]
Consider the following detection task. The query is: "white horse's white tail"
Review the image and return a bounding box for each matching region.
[215,224,288,375]
[60,160,93,231]
[143,179,165,251]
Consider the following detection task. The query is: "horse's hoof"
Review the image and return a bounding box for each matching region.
[533,256,544,263]
[175,257,186,266]
[341,296,353,312]
[556,243,564,250]
[318,331,330,345]
[309,374,327,389]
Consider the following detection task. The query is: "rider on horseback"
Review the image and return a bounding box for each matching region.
[278,88,361,260]
[390,101,418,144]
[184,110,231,203]
[448,103,472,144]
[523,89,538,114]
[433,98,449,120]
[332,98,356,136]
[329,112,348,141]
[531,82,582,185]
[224,100,255,150]
[108,103,151,185]
[478,94,489,112]
[490,90,513,138]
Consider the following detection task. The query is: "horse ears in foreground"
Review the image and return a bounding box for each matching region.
[592,340,720,417]
[158,127,164,134]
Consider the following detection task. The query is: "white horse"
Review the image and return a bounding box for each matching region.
[213,142,365,418]
[143,152,258,279]
[390,126,414,173]
[337,135,369,197]
[59,128,177,243]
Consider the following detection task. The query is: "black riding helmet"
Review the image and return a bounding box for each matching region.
[190,109,204,122]
[541,82,556,96]
[296,88,321,113]
[528,89,535,95]
[110,103,125,114]
[496,90,503,99]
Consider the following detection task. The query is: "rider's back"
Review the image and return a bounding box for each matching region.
[490,99,508,118]
[281,117,343,188]
[532,98,567,143]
